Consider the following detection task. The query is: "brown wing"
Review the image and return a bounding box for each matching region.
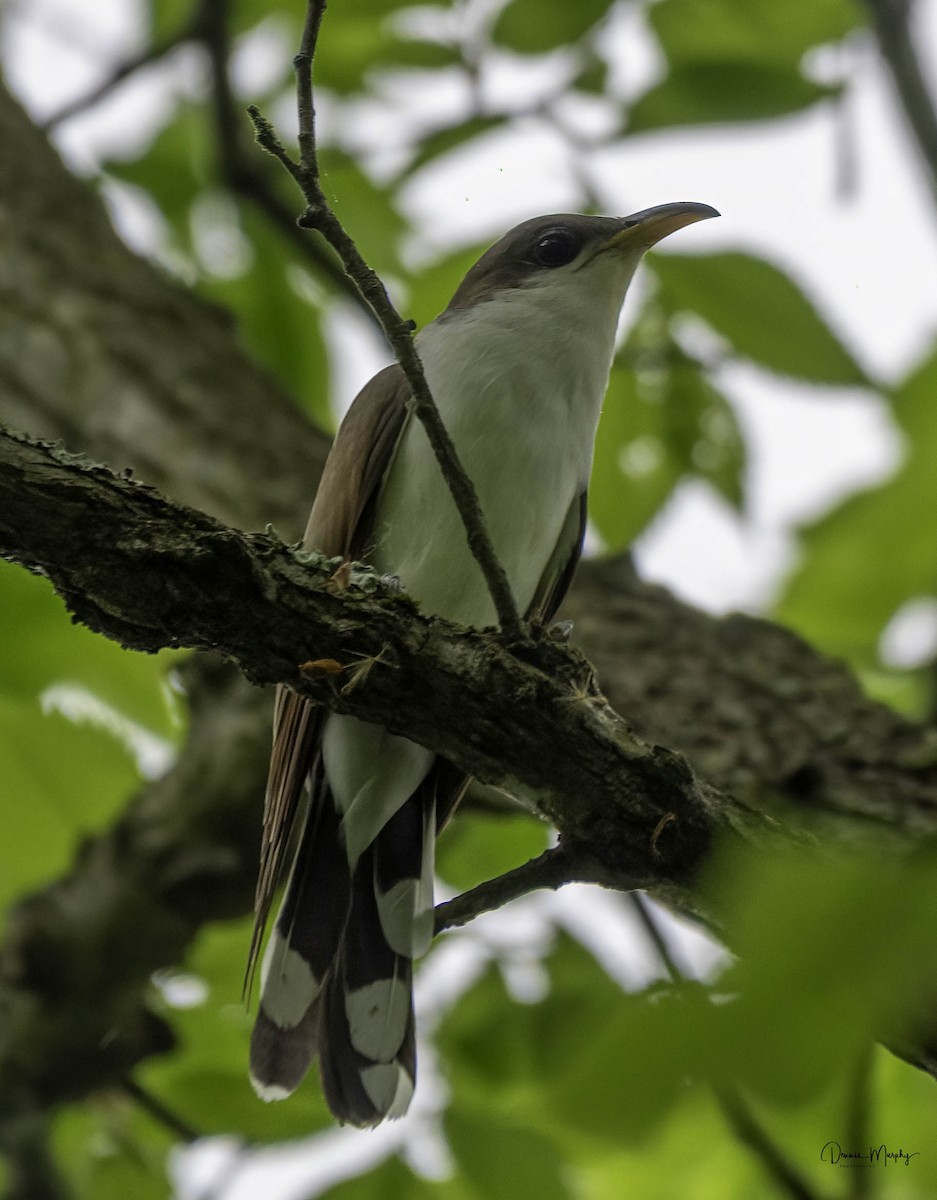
[304,364,413,558]
[245,365,412,996]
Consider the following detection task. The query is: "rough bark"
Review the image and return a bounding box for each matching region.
[0,426,733,891]
[0,75,327,537]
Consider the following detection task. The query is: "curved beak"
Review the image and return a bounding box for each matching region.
[608,201,720,251]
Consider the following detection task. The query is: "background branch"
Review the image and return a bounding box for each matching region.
[41,19,193,131]
[196,0,378,319]
[433,845,637,934]
[865,0,937,213]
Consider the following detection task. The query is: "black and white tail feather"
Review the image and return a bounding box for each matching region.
[247,703,466,1127]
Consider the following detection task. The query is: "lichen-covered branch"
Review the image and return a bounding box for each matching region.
[0,425,743,898]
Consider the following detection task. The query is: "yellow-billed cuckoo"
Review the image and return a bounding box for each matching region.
[248,202,718,1126]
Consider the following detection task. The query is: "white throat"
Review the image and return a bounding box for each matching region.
[369,254,641,626]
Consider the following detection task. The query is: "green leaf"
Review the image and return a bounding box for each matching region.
[437,811,549,893]
[0,562,176,911]
[385,38,463,71]
[0,560,180,736]
[701,845,937,1104]
[104,103,209,255]
[437,934,628,1108]
[651,252,866,385]
[573,53,610,95]
[146,0,191,43]
[590,340,745,551]
[492,0,613,55]
[202,210,330,425]
[54,1103,174,1200]
[628,62,837,132]
[313,4,452,94]
[649,0,859,68]
[318,148,407,279]
[401,116,507,182]
[326,1156,469,1200]
[571,1088,780,1200]
[141,918,333,1141]
[0,698,139,912]
[446,1106,574,1200]
[775,345,937,662]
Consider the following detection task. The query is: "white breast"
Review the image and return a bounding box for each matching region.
[370,263,634,626]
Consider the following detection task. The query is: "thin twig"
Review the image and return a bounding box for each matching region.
[629,891,683,984]
[632,895,824,1200]
[714,1089,826,1200]
[434,844,634,933]
[295,0,326,176]
[248,0,527,641]
[844,1045,874,1200]
[42,26,191,131]
[120,1078,201,1144]
[865,0,937,214]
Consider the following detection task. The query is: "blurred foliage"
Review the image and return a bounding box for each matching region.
[778,348,937,664]
[5,0,937,1196]
[0,560,180,917]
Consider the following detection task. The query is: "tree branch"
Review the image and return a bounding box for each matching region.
[42,19,193,131]
[120,1078,201,1144]
[0,76,329,539]
[0,425,749,901]
[246,0,526,641]
[632,894,824,1200]
[865,0,937,215]
[433,845,637,933]
[714,1089,824,1200]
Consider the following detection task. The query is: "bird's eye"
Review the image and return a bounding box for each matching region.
[530,229,582,269]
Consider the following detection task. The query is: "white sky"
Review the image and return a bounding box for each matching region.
[4,1,937,1195]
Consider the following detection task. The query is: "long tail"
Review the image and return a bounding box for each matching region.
[249,761,350,1099]
[249,765,450,1125]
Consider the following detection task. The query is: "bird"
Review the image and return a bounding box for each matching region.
[247,201,719,1126]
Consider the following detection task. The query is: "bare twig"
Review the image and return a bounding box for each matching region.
[247,0,527,641]
[632,895,824,1200]
[844,1045,874,1200]
[715,1090,825,1200]
[629,891,684,984]
[865,0,937,214]
[434,844,636,933]
[120,1078,201,1145]
[42,24,191,131]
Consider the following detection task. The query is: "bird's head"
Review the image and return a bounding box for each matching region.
[443,203,719,325]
